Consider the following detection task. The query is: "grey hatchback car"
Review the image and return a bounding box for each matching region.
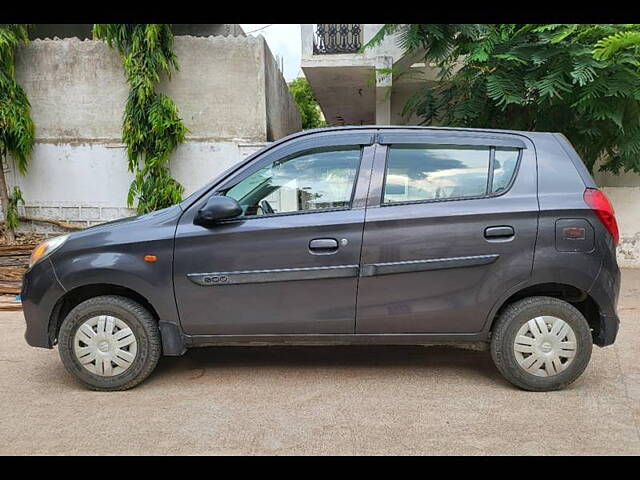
[22,126,621,391]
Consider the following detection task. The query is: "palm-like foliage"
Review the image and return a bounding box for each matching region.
[0,24,34,175]
[0,24,34,241]
[93,24,187,214]
[366,24,640,173]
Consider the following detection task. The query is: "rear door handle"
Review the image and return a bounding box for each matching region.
[484,226,514,238]
[309,238,339,251]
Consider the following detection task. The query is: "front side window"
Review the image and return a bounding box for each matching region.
[225,147,361,217]
[383,146,491,203]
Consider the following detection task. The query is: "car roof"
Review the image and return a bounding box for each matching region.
[288,125,556,137]
[267,125,557,151]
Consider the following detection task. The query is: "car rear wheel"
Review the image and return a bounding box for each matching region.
[58,295,161,391]
[490,296,593,391]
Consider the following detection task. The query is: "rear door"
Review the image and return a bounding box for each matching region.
[356,130,538,334]
[174,131,376,335]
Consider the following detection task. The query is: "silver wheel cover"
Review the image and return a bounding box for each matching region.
[73,315,138,376]
[513,316,577,377]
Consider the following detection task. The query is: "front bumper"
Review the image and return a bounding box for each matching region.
[22,258,66,349]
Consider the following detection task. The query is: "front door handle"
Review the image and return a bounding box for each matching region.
[309,238,339,252]
[484,226,515,239]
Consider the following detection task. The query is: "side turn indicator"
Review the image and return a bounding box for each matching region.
[144,255,157,263]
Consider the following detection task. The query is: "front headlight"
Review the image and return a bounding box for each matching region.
[28,234,69,268]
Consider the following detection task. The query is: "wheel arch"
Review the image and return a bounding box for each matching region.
[486,281,602,343]
[48,283,160,347]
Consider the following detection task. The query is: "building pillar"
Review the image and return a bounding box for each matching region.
[375,86,391,125]
[374,57,393,125]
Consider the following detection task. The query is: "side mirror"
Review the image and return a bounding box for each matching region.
[194,195,242,226]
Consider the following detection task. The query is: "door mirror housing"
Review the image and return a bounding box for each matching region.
[194,195,243,226]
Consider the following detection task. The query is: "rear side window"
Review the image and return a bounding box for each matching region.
[383,145,519,204]
[491,148,520,193]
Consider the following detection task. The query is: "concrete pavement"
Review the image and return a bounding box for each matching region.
[1,270,639,455]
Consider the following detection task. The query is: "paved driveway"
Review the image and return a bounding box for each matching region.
[1,270,639,455]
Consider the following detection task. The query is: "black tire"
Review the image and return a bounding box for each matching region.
[490,296,593,392]
[58,295,161,391]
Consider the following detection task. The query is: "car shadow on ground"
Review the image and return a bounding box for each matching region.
[153,344,503,382]
[34,344,507,392]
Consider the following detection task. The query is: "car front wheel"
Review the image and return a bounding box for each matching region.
[58,295,161,391]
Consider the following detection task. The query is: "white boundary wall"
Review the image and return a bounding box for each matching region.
[12,141,266,231]
[594,168,640,268]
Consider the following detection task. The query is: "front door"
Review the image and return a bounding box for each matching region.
[356,130,539,334]
[174,133,375,335]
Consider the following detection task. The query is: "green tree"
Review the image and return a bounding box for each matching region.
[366,24,640,174]
[289,77,326,129]
[0,24,34,243]
[93,24,187,214]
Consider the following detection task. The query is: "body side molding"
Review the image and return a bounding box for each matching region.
[187,264,360,286]
[187,254,499,286]
[360,254,500,277]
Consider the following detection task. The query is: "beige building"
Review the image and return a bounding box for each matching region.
[301,24,435,126]
[301,24,640,266]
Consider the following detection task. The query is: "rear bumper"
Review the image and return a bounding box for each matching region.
[593,314,619,347]
[22,259,66,349]
[588,248,621,348]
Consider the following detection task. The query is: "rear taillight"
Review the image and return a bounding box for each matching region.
[583,188,619,246]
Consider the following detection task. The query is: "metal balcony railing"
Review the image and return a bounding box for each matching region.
[313,24,362,54]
